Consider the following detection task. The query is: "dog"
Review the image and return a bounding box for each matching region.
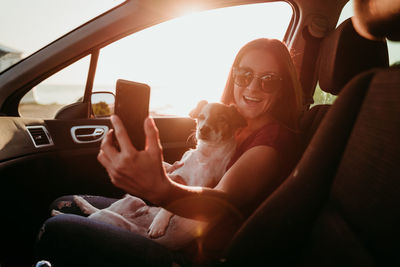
[53,100,246,249]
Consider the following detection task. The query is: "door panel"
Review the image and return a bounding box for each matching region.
[155,117,197,163]
[0,115,196,265]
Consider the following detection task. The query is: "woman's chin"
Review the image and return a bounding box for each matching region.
[241,110,263,120]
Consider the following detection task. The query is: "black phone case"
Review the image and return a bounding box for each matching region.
[114,79,150,150]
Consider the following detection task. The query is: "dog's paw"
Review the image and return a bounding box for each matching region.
[148,218,170,238]
[148,223,166,238]
[51,209,63,216]
[73,195,98,215]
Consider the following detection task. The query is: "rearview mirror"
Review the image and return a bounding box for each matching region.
[91,91,115,117]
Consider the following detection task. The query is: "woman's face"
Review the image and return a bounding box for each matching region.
[233,49,281,121]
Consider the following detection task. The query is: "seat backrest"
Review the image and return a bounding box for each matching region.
[297,66,400,266]
[298,4,400,260]
[299,18,389,151]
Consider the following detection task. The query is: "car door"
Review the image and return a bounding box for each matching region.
[0,7,197,266]
[0,53,196,266]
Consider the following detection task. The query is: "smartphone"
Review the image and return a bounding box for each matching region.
[114,79,150,150]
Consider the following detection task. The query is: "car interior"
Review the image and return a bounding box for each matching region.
[0,0,399,266]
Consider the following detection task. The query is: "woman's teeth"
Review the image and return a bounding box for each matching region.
[243,96,261,103]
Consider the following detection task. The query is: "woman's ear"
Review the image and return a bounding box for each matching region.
[189,100,208,118]
[229,104,247,128]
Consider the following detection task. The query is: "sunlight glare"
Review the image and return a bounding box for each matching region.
[178,4,204,17]
[93,2,292,116]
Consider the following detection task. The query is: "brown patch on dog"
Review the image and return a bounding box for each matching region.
[206,103,246,141]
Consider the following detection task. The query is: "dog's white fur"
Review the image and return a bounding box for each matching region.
[53,100,246,249]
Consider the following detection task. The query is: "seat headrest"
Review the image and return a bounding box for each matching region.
[352,0,400,41]
[318,18,389,95]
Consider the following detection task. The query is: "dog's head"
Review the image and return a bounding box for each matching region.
[189,100,247,143]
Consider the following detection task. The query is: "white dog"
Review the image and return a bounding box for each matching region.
[54,100,246,249]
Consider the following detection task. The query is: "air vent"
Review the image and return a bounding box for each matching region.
[26,126,54,148]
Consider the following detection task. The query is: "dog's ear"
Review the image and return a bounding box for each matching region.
[189,100,208,119]
[228,104,247,129]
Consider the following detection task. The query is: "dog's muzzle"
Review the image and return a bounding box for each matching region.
[199,126,211,140]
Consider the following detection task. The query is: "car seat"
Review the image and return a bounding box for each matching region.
[299,17,389,152]
[223,17,397,266]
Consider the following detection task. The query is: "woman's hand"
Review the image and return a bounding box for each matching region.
[97,115,171,205]
[98,116,233,220]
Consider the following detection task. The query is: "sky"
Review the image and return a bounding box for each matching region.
[0,0,124,56]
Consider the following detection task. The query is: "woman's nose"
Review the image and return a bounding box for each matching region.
[247,76,261,92]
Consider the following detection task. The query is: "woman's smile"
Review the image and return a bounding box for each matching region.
[243,95,262,103]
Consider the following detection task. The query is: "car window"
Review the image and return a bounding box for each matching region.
[0,0,124,73]
[19,56,90,119]
[313,0,400,106]
[93,2,292,116]
[17,2,292,118]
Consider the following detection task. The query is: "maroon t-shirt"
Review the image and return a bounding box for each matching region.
[226,122,300,178]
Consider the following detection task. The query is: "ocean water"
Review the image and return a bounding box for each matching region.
[25,84,87,105]
[20,83,211,116]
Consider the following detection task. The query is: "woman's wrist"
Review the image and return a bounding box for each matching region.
[148,172,175,207]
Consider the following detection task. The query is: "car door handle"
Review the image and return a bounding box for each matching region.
[71,125,109,144]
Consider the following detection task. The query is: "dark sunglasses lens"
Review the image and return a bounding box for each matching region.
[260,76,282,93]
[233,70,252,87]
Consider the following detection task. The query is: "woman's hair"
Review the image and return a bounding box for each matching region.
[220,38,304,130]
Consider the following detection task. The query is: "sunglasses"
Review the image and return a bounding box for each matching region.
[232,67,283,93]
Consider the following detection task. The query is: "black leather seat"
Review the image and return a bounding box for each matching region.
[224,15,399,266]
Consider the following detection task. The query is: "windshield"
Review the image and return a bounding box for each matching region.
[0,0,124,73]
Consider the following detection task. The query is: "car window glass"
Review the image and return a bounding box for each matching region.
[313,0,400,106]
[0,0,124,73]
[19,56,90,118]
[93,2,292,116]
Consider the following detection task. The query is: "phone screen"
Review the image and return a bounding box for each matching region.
[114,79,150,150]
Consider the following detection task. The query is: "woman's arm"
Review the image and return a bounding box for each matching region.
[98,115,280,221]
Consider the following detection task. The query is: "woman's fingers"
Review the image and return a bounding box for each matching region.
[99,129,119,159]
[144,117,162,156]
[97,148,112,167]
[98,131,117,173]
[111,115,137,154]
